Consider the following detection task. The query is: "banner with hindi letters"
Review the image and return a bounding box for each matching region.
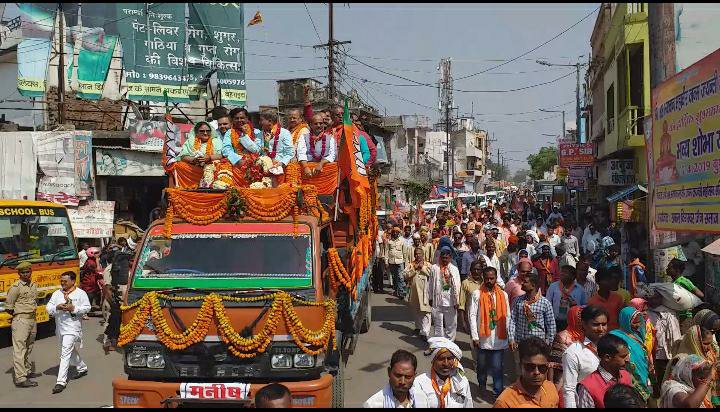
[187,3,246,106]
[115,3,190,102]
[68,200,115,238]
[17,3,56,97]
[650,47,720,233]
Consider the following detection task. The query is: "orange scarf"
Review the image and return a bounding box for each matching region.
[431,363,452,408]
[628,259,646,297]
[230,123,255,153]
[479,284,508,339]
[291,123,309,145]
[192,135,214,156]
[523,290,542,324]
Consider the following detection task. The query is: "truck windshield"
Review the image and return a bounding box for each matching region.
[0,207,77,265]
[132,231,313,290]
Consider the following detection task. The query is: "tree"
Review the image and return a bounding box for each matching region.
[527,146,558,180]
[512,169,530,183]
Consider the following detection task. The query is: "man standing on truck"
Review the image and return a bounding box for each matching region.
[5,261,39,388]
[47,271,91,394]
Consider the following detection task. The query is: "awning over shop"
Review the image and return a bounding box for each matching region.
[606,184,647,202]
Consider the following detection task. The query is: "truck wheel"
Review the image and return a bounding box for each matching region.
[359,295,371,333]
[331,356,345,408]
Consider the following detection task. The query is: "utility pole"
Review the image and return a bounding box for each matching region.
[57,3,66,124]
[313,2,350,103]
[575,62,581,143]
[438,58,455,197]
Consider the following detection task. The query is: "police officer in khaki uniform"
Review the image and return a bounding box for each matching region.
[5,261,40,388]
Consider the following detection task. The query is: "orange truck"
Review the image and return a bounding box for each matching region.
[113,175,377,407]
[0,200,80,328]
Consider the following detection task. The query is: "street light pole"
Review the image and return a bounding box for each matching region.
[537,59,587,143]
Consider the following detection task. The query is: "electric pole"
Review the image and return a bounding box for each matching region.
[57,3,66,124]
[438,58,455,196]
[313,2,350,103]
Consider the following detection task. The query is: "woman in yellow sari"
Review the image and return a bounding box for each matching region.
[670,322,720,406]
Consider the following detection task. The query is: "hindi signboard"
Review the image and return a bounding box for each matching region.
[651,47,720,232]
[598,159,635,186]
[68,200,115,238]
[559,143,594,167]
[36,176,79,206]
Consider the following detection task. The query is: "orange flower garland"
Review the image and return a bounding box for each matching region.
[290,123,309,145]
[192,135,215,156]
[119,291,336,358]
[327,248,357,299]
[231,123,256,154]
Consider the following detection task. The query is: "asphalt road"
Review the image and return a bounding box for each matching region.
[343,289,516,408]
[0,290,515,408]
[0,314,121,407]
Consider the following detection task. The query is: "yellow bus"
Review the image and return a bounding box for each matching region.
[0,200,80,328]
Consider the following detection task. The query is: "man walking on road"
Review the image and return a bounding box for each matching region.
[5,261,40,388]
[429,247,461,341]
[363,349,425,408]
[47,271,91,394]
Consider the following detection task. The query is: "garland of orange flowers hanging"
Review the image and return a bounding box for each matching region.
[327,248,357,299]
[119,291,336,358]
[192,134,215,156]
[162,184,326,238]
[231,123,256,154]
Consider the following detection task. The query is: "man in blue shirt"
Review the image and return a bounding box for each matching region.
[545,264,587,331]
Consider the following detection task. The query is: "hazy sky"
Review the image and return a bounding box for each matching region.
[243,3,599,172]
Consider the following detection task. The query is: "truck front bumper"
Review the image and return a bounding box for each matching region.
[112,373,333,408]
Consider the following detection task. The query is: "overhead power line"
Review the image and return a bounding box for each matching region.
[455,5,600,80]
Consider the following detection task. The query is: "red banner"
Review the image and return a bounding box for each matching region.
[559,143,594,167]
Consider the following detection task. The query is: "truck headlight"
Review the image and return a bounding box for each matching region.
[146,352,165,369]
[126,353,147,368]
[293,353,315,368]
[271,354,293,369]
[0,301,5,312]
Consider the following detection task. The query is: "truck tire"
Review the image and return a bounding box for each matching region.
[359,292,371,333]
[331,356,345,408]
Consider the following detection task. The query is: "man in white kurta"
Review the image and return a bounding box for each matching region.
[413,337,474,408]
[468,266,513,398]
[297,113,337,177]
[46,272,91,393]
[429,247,461,341]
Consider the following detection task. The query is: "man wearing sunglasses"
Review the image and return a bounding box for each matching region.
[494,336,559,408]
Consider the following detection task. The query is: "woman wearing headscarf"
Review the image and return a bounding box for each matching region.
[671,323,720,406]
[609,306,652,401]
[413,337,473,408]
[629,298,657,385]
[549,305,584,399]
[660,353,716,408]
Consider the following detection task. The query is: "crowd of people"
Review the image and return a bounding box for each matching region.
[366,191,717,408]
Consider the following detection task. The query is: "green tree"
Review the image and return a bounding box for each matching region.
[527,146,558,180]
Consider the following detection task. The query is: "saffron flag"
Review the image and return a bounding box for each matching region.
[338,97,370,227]
[248,10,263,26]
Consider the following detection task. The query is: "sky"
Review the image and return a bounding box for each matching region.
[1,3,599,173]
[243,3,600,173]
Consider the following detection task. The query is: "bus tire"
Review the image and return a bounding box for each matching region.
[331,357,344,408]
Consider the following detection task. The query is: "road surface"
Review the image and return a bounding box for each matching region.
[0,291,515,407]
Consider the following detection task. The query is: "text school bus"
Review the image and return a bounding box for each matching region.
[0,200,80,327]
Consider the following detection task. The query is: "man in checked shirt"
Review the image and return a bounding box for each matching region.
[508,269,556,350]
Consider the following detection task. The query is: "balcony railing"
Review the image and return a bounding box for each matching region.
[627,3,646,15]
[620,105,643,137]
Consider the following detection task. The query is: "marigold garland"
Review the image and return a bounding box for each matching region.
[119,291,336,358]
[327,248,357,299]
[192,135,214,156]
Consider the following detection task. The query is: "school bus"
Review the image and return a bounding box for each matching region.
[0,200,80,328]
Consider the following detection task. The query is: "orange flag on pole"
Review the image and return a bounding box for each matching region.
[338,97,370,228]
[248,11,263,26]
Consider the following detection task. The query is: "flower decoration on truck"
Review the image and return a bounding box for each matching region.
[162,184,325,238]
[119,291,336,358]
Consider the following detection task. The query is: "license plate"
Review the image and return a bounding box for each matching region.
[179,382,250,400]
[35,309,49,323]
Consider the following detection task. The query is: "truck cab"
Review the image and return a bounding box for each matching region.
[112,188,373,408]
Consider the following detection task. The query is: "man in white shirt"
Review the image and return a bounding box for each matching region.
[413,337,474,408]
[46,271,91,394]
[581,224,601,255]
[429,247,462,341]
[561,305,607,408]
[297,113,337,177]
[469,266,512,399]
[363,349,426,408]
[560,228,580,258]
[480,240,505,289]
